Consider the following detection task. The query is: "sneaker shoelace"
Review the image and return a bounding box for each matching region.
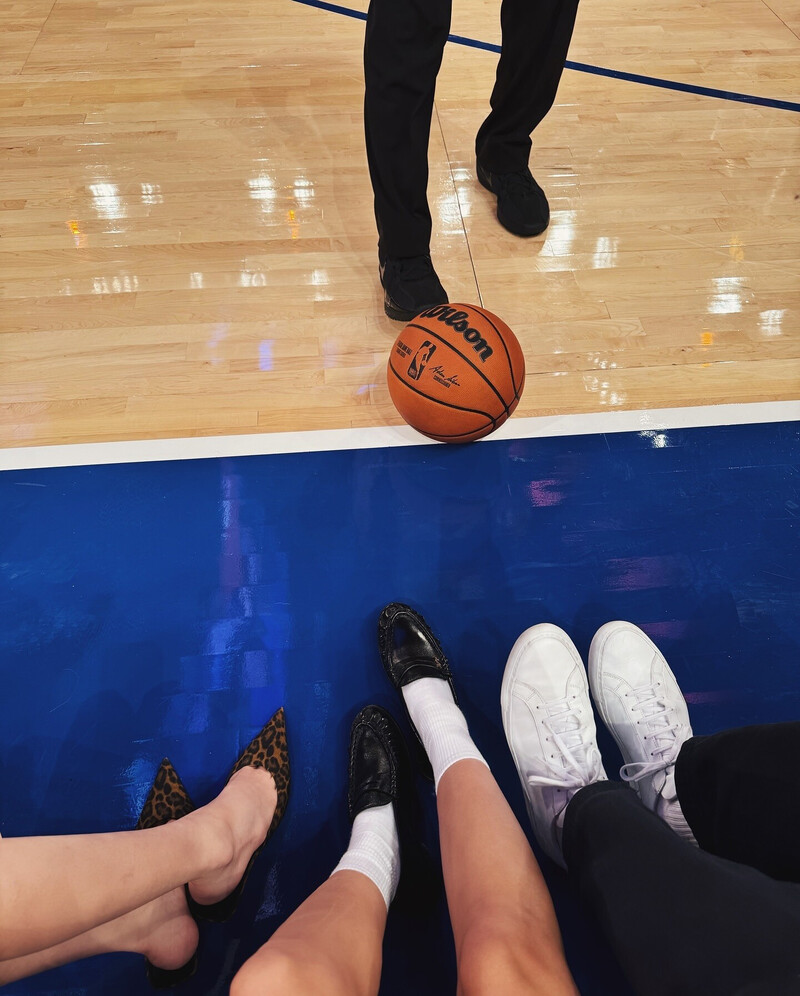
[619,682,681,786]
[525,695,603,794]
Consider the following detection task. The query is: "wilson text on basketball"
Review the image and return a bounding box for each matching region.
[418,306,494,362]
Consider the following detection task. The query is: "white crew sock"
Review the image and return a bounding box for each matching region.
[402,677,489,791]
[331,802,400,910]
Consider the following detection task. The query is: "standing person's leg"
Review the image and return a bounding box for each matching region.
[364,0,450,318]
[232,706,402,996]
[503,623,800,996]
[378,604,579,996]
[475,0,581,236]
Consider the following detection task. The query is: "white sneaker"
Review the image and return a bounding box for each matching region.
[501,624,607,868]
[588,621,696,843]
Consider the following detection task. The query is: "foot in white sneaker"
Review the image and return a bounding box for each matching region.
[588,621,696,843]
[501,624,607,868]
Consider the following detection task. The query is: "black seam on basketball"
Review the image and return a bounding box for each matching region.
[388,361,498,424]
[405,323,510,411]
[424,423,497,440]
[469,306,519,396]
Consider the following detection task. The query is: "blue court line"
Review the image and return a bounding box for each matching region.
[290,0,800,113]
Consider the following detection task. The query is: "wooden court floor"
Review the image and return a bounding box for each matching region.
[1,0,798,447]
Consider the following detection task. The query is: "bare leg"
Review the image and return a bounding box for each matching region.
[231,870,386,996]
[0,766,276,961]
[437,760,578,996]
[0,886,197,985]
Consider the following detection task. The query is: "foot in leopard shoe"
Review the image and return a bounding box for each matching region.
[188,708,290,921]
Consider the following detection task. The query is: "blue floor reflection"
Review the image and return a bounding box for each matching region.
[1,421,798,995]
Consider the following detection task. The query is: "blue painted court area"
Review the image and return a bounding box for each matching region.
[1,420,799,995]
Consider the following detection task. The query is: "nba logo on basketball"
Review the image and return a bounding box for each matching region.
[407,341,436,381]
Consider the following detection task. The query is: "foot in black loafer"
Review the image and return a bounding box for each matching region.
[377,603,487,787]
[334,704,441,910]
[331,705,406,909]
[476,161,549,237]
[379,255,448,321]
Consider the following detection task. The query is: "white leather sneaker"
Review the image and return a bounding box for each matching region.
[589,621,696,843]
[501,624,607,868]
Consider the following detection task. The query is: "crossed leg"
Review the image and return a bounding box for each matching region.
[0,766,276,981]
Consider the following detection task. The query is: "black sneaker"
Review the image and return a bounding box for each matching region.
[379,255,448,322]
[476,161,550,237]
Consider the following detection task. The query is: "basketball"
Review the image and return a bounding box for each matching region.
[387,304,525,443]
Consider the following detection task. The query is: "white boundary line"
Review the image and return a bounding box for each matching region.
[1,400,798,471]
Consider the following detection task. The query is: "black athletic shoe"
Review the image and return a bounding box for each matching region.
[476,161,550,237]
[379,255,448,322]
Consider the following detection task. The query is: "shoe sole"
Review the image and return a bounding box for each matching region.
[476,162,550,238]
[588,620,688,773]
[379,262,449,321]
[384,293,421,322]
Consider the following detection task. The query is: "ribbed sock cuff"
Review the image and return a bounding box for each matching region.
[402,678,489,791]
[331,803,400,909]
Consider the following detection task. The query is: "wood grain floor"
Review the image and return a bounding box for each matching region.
[1,0,798,446]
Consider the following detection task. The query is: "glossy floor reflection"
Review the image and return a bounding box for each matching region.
[2,0,798,446]
[1,420,799,994]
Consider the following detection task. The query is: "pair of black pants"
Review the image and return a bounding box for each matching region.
[563,723,800,996]
[363,0,580,258]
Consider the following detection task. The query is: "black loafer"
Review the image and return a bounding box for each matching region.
[476,160,549,237]
[377,602,458,780]
[379,255,448,321]
[349,704,408,819]
[348,705,441,907]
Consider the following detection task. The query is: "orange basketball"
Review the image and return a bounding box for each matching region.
[387,303,525,443]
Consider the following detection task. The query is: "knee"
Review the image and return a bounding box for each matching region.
[231,950,300,996]
[458,926,524,996]
[457,919,571,996]
[231,948,361,996]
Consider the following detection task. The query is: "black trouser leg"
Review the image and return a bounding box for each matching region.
[475,0,580,173]
[675,721,800,883]
[563,782,800,996]
[363,0,451,259]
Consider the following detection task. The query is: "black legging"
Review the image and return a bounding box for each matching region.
[363,0,580,258]
[563,723,800,996]
[676,721,800,883]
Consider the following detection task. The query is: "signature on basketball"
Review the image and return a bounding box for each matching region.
[431,365,461,388]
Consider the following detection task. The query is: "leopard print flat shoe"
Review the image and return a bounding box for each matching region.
[188,706,290,922]
[136,758,199,989]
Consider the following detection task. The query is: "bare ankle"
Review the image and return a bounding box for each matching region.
[186,806,237,879]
